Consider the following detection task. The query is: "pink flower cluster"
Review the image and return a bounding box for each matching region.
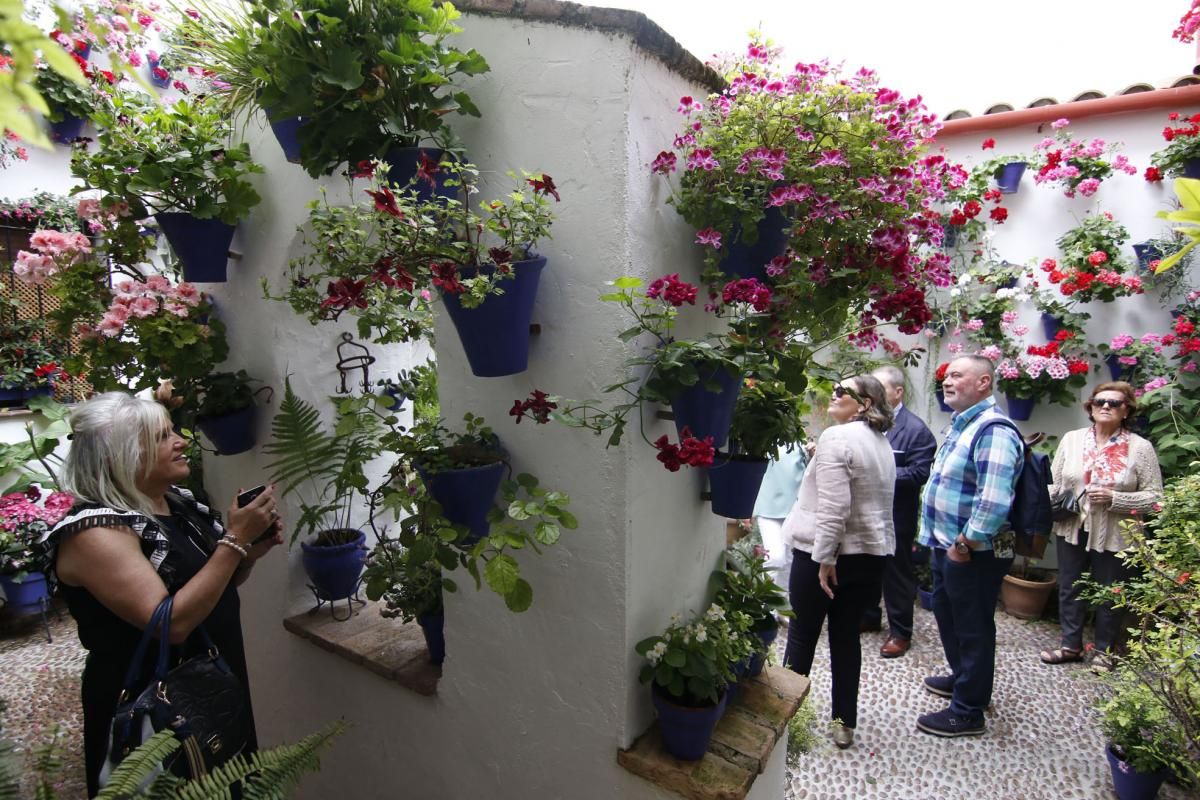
[646,274,698,307]
[14,230,93,285]
[76,196,132,233]
[1032,120,1136,198]
[720,278,772,312]
[0,488,74,573]
[97,276,203,337]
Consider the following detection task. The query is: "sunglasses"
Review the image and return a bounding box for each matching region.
[833,384,861,402]
[1090,398,1126,409]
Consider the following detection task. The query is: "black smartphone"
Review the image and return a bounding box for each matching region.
[235,485,275,545]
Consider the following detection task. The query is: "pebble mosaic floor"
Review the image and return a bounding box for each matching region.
[0,602,1195,799]
[782,603,1196,800]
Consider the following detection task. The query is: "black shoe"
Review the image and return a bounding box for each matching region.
[916,708,985,737]
[859,618,882,634]
[923,674,954,698]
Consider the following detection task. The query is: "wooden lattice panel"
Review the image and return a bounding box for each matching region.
[1,224,92,403]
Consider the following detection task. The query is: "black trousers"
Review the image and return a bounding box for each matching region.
[1056,530,1134,653]
[862,525,918,639]
[784,549,886,728]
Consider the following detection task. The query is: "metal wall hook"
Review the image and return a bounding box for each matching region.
[335,332,376,394]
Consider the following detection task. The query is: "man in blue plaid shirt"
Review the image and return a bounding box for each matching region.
[915,355,1020,738]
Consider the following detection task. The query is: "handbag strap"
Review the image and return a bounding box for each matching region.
[118,595,174,697]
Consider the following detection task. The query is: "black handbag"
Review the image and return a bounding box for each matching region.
[1051,489,1084,521]
[100,596,248,786]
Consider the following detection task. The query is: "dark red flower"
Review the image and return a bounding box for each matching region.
[963,199,982,219]
[989,207,1008,223]
[152,66,169,81]
[1144,166,1163,183]
[653,435,683,472]
[488,246,513,267]
[352,160,374,179]
[527,173,560,202]
[510,390,558,424]
[320,278,368,311]
[646,273,698,306]
[369,257,414,291]
[948,210,967,226]
[366,186,402,218]
[981,137,995,149]
[416,151,440,188]
[172,80,189,94]
[431,262,465,295]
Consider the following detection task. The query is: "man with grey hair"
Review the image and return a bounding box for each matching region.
[860,364,936,658]
[916,354,1021,737]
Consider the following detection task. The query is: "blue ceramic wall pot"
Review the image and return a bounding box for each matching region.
[195,405,257,455]
[147,58,171,89]
[49,113,85,145]
[1040,313,1063,341]
[995,161,1027,194]
[0,386,51,408]
[670,366,741,449]
[0,572,50,615]
[266,112,308,164]
[718,206,789,281]
[1183,158,1200,180]
[382,147,460,204]
[1106,354,1124,380]
[935,388,952,413]
[707,453,769,518]
[1130,242,1164,272]
[156,212,236,283]
[1005,394,1035,421]
[418,458,505,546]
[300,529,367,601]
[417,612,446,665]
[651,684,725,761]
[441,258,546,378]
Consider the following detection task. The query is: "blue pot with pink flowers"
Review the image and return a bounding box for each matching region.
[718,207,789,282]
[995,161,1027,193]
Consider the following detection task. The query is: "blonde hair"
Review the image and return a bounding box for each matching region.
[62,392,171,519]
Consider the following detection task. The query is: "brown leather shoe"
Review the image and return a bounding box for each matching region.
[880,636,911,658]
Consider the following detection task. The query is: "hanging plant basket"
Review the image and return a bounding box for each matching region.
[1004,393,1035,421]
[0,572,50,616]
[417,455,506,546]
[706,453,769,518]
[382,147,460,204]
[48,112,85,145]
[669,366,741,449]
[718,206,789,281]
[300,528,367,602]
[195,405,257,455]
[1130,242,1164,273]
[156,212,236,283]
[995,161,1027,194]
[441,257,546,378]
[650,684,725,761]
[266,113,308,164]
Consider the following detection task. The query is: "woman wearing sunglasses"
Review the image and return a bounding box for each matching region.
[1040,381,1162,669]
[781,376,895,749]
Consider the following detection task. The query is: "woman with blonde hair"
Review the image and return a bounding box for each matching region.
[782,375,896,749]
[46,392,282,796]
[1040,381,1163,669]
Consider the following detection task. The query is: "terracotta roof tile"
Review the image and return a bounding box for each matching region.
[944,76,1200,120]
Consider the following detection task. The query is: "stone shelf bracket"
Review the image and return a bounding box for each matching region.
[283,599,440,696]
[618,667,810,800]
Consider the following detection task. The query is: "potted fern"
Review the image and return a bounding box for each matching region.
[264,379,380,602]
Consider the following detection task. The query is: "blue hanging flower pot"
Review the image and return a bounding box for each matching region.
[1040,313,1063,341]
[1004,393,1035,421]
[417,456,506,546]
[195,405,257,455]
[441,258,546,378]
[382,147,460,204]
[706,453,769,519]
[669,366,741,449]
[48,112,85,145]
[995,161,1027,194]
[156,212,236,283]
[718,206,789,281]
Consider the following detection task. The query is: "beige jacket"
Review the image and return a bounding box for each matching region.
[782,420,896,565]
[1049,427,1163,553]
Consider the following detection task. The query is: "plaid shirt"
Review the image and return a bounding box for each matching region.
[918,396,1022,552]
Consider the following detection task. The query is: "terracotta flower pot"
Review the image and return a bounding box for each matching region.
[1000,573,1056,620]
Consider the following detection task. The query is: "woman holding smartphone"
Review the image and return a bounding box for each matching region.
[46,392,283,796]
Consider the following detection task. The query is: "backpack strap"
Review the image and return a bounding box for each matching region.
[967,416,1027,468]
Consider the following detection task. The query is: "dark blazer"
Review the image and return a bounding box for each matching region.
[886,404,937,542]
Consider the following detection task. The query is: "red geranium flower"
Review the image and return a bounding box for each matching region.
[527,173,560,202]
[366,186,402,218]
[981,137,996,150]
[1144,166,1163,183]
[989,207,1008,223]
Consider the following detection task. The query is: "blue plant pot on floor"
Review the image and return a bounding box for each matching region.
[718,206,789,282]
[417,612,446,665]
[0,572,50,616]
[670,366,741,449]
[156,212,236,283]
[651,685,725,761]
[707,454,769,518]
[442,258,546,377]
[418,459,505,546]
[300,529,367,601]
[195,405,257,455]
[747,625,778,677]
[917,586,934,611]
[1106,745,1171,800]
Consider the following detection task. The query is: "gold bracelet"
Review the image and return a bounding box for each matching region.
[217,535,248,559]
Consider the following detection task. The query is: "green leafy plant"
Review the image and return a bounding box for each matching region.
[0,192,82,230]
[264,377,385,544]
[786,696,821,761]
[0,395,70,494]
[33,53,103,123]
[181,0,490,177]
[712,542,793,631]
[1155,178,1200,273]
[71,93,264,225]
[1149,110,1200,179]
[195,370,258,419]
[1081,473,1200,787]
[635,604,752,706]
[0,313,65,392]
[725,376,805,459]
[1137,383,1200,482]
[0,1,88,148]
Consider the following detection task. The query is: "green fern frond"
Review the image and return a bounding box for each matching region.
[242,720,349,800]
[97,731,182,798]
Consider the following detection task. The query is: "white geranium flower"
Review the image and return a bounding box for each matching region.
[695,627,708,643]
[705,603,725,621]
